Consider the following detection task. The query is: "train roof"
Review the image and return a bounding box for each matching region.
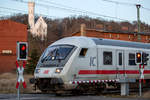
[92,37,150,49]
[51,36,150,49]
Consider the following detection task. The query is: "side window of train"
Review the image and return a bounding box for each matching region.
[79,48,88,57]
[103,51,112,65]
[143,52,149,66]
[119,53,122,66]
[128,53,136,66]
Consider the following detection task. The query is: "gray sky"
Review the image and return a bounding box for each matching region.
[0,0,150,24]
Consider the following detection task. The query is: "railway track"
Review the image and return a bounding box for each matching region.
[29,83,150,96]
[101,87,150,95]
[29,87,150,97]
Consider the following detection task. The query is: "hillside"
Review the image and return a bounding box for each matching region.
[1,14,150,55]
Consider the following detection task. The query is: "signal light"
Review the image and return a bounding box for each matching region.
[21,45,26,51]
[142,52,149,64]
[17,42,28,60]
[137,53,141,58]
[136,52,141,64]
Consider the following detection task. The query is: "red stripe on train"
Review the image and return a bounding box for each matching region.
[78,70,150,75]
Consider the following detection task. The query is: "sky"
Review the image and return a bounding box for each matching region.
[0,0,150,24]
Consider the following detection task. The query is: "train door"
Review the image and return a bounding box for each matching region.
[116,50,125,79]
[97,47,116,80]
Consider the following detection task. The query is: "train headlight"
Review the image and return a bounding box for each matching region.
[52,56,55,60]
[55,68,63,73]
[35,69,40,73]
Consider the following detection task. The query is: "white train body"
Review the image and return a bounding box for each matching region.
[34,36,150,91]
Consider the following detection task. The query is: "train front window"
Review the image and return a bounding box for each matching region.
[41,45,74,63]
[55,46,74,60]
[41,47,57,62]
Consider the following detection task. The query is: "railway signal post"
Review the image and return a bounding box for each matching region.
[16,42,28,100]
[139,64,146,96]
[135,52,142,96]
[136,52,149,96]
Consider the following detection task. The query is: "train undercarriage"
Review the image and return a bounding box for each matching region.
[31,78,120,94]
[30,78,150,95]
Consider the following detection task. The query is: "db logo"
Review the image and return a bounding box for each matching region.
[44,70,49,74]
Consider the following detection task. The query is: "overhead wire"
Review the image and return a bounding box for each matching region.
[101,0,136,6]
[37,0,132,21]
[5,0,150,22]
[0,6,58,19]
[9,0,130,21]
[101,0,150,24]
[102,0,150,12]
[0,6,27,13]
[141,6,150,12]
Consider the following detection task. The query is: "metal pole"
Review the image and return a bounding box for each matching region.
[136,4,141,41]
[18,84,20,100]
[139,64,142,96]
[139,80,142,96]
[16,61,20,100]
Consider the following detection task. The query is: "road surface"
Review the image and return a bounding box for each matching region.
[0,94,149,100]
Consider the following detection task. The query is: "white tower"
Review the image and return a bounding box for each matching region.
[28,2,35,34]
[28,1,47,41]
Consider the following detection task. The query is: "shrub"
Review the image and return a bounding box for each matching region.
[25,49,39,74]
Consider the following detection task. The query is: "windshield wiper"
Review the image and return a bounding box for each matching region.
[41,55,56,63]
[41,57,47,63]
[41,55,50,63]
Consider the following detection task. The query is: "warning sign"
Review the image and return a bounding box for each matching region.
[16,61,26,88]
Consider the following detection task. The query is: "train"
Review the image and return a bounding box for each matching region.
[32,36,150,93]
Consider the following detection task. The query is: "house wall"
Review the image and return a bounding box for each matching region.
[72,30,150,43]
[0,20,27,73]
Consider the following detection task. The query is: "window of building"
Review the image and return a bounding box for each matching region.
[128,35,131,40]
[79,48,88,57]
[103,51,112,65]
[117,34,120,39]
[146,36,148,40]
[109,34,112,38]
[119,53,122,66]
[129,53,136,65]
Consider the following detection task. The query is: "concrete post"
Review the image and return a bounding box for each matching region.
[121,83,129,96]
[136,4,141,41]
